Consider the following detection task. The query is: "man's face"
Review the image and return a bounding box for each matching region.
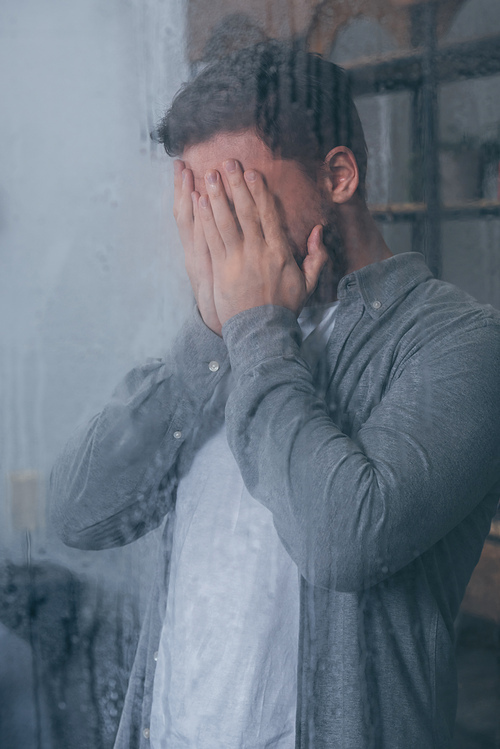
[181,129,335,266]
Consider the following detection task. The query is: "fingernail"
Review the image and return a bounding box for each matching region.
[199,195,209,208]
[205,171,218,185]
[245,170,256,182]
[225,159,236,173]
[182,170,186,183]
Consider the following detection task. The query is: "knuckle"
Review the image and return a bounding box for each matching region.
[262,208,275,225]
[240,206,257,222]
[229,174,244,189]
[219,219,235,234]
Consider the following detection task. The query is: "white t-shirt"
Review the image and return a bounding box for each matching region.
[150,302,339,749]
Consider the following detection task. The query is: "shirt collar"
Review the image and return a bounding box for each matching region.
[337,252,433,318]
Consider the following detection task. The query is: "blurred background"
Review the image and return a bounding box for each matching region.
[0,0,499,746]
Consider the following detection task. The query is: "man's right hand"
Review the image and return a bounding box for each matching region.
[173,159,222,337]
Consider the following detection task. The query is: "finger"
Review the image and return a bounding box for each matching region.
[173,159,185,220]
[191,191,211,269]
[243,170,287,251]
[223,159,261,242]
[198,192,227,263]
[181,167,194,210]
[173,160,193,218]
[175,167,195,246]
[302,225,329,298]
[205,170,241,252]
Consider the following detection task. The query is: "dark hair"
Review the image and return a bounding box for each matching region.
[155,40,367,195]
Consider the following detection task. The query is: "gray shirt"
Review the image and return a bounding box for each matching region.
[50,253,500,748]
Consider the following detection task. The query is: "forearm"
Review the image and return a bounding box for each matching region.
[223,306,500,591]
[50,307,229,550]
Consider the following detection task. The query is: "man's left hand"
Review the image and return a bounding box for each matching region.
[195,159,328,327]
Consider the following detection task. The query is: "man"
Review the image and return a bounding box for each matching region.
[50,41,500,748]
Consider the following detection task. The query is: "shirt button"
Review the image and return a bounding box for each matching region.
[143,727,150,739]
[173,430,182,440]
[153,651,158,662]
[371,300,381,310]
[208,360,220,372]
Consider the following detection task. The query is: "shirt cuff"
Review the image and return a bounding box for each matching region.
[171,306,229,391]
[221,305,303,380]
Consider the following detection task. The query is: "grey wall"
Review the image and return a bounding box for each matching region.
[1,2,189,745]
[0,0,191,581]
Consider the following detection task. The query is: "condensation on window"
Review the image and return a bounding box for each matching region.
[1,0,499,747]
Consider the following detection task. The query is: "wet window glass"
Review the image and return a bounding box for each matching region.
[1,1,499,747]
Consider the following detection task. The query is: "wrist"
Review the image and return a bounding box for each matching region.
[198,307,222,337]
[222,305,301,378]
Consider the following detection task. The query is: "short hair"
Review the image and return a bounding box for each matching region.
[155,40,368,195]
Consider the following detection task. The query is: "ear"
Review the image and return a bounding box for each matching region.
[322,146,359,204]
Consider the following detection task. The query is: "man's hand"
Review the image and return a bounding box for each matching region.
[173,159,222,336]
[195,159,328,327]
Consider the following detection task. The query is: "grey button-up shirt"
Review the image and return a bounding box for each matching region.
[50,253,500,748]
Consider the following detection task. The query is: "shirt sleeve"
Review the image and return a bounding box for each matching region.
[222,304,500,592]
[50,307,229,550]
